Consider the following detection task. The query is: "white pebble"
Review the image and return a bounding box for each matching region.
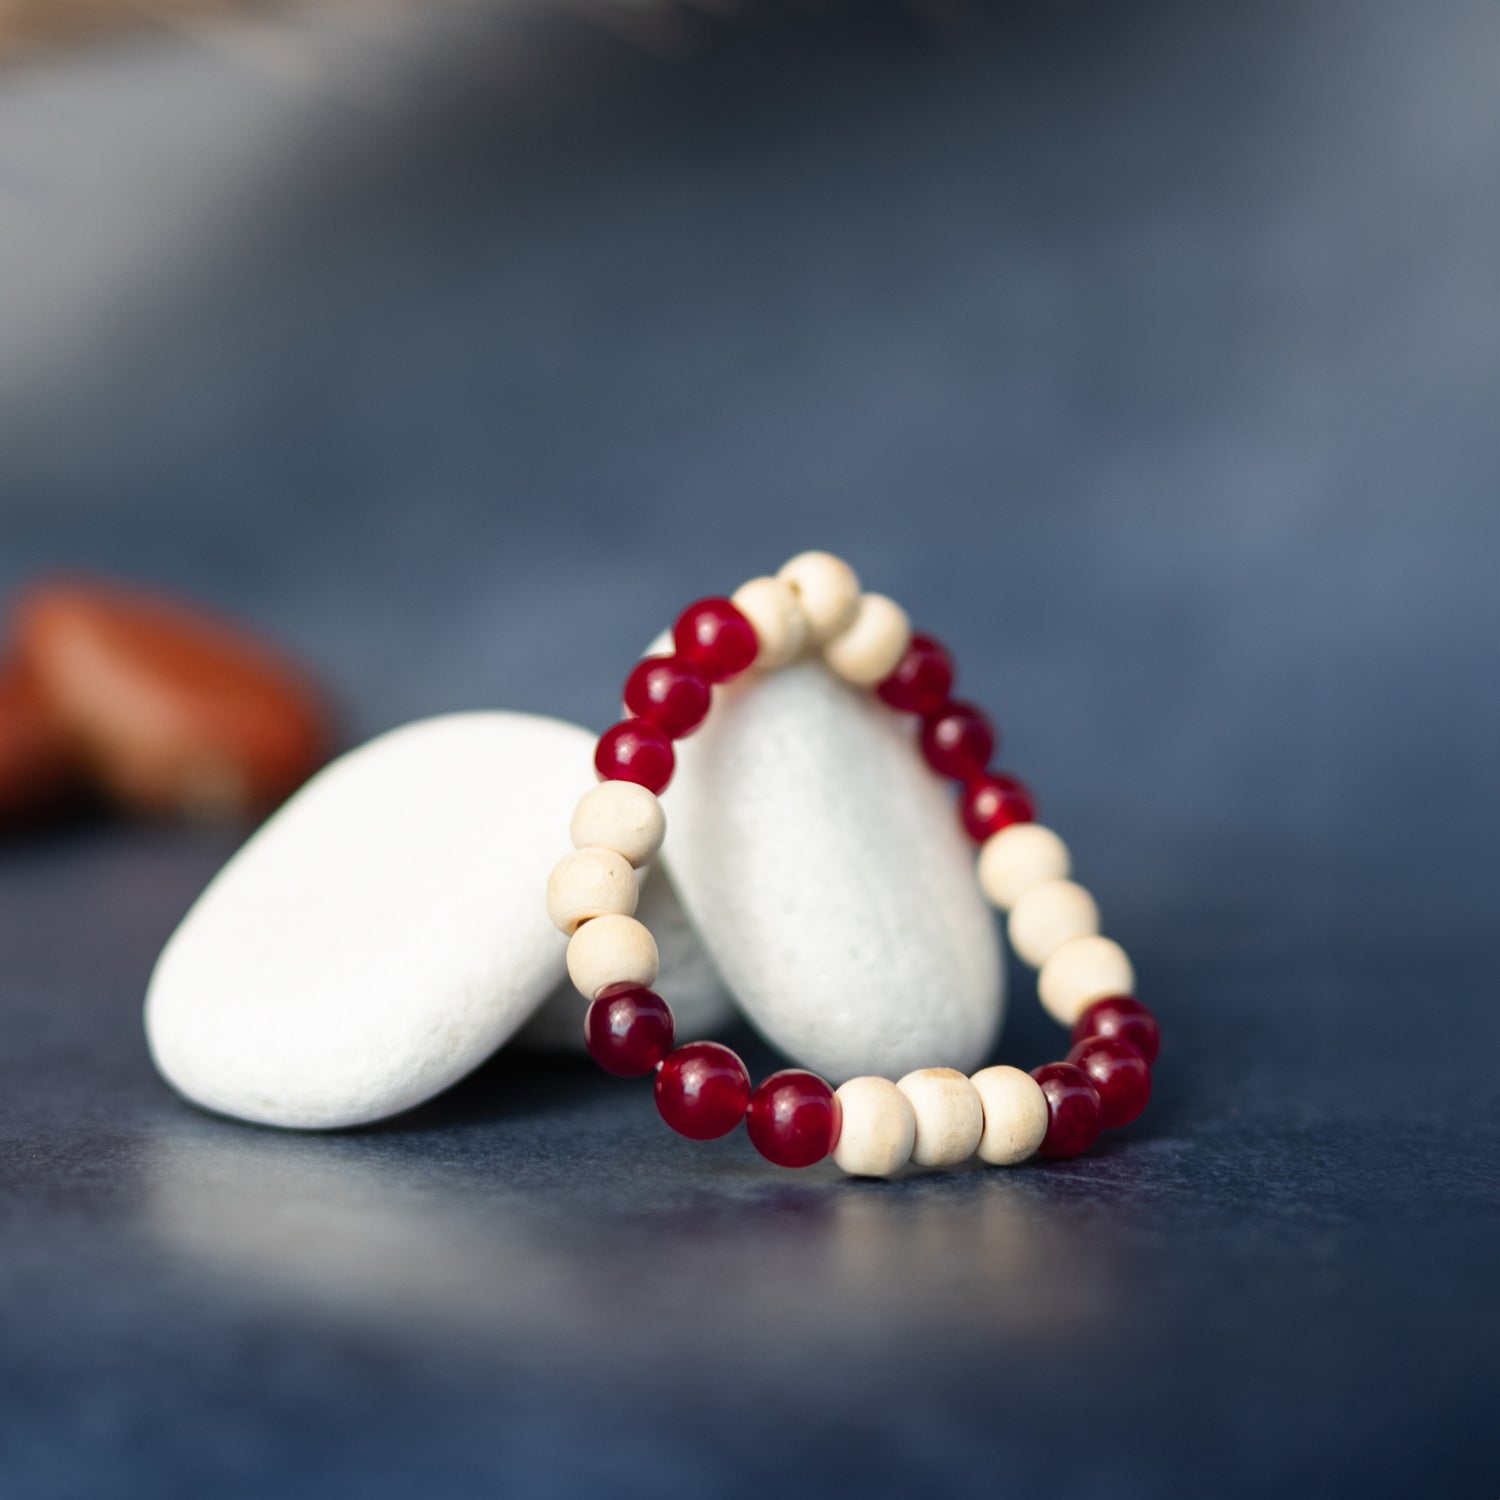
[661,656,1002,1081]
[546,847,639,935]
[1007,878,1100,968]
[566,913,660,999]
[976,822,1071,910]
[832,1076,917,1178]
[570,780,665,868]
[776,551,861,644]
[145,712,595,1130]
[823,593,912,686]
[896,1067,985,1168]
[731,576,808,670]
[970,1065,1049,1165]
[1038,934,1135,1025]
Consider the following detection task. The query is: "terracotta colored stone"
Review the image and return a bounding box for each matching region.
[0,663,83,828]
[13,581,333,820]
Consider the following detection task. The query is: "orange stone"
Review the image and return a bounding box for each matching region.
[0,663,83,829]
[13,580,334,820]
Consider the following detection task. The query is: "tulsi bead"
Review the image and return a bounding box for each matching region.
[595,719,675,794]
[623,655,712,739]
[746,1070,842,1168]
[655,1042,752,1139]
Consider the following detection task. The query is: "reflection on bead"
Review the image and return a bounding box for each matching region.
[623,656,712,739]
[959,772,1035,844]
[655,1041,752,1139]
[672,598,759,683]
[876,632,954,716]
[919,702,995,781]
[595,719,675,794]
[1072,994,1160,1066]
[747,1070,842,1167]
[1065,1034,1151,1128]
[1030,1062,1103,1158]
[585,984,675,1077]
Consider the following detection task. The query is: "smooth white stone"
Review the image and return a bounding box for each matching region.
[146,712,595,1130]
[659,655,1004,1081]
[517,866,737,1051]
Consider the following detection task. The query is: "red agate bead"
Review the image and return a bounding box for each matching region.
[1030,1062,1103,1158]
[1066,1034,1151,1128]
[1071,995,1160,1066]
[876,633,954,716]
[672,598,758,683]
[655,1041,752,1139]
[623,655,711,739]
[746,1070,842,1168]
[958,772,1035,843]
[919,702,995,781]
[595,719,675,794]
[584,984,675,1077]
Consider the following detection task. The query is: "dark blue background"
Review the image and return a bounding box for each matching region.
[1,2,1496,1495]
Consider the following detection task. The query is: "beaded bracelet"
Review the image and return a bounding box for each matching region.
[546,551,1160,1176]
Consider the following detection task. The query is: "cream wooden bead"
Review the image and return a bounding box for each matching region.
[832,1076,916,1178]
[546,848,638,936]
[776,551,861,644]
[570,780,665,868]
[731,576,808,670]
[566,914,660,1000]
[823,593,912,687]
[896,1067,984,1168]
[1007,878,1100,968]
[970,1065,1049,1165]
[1038,934,1135,1025]
[976,822,1071,911]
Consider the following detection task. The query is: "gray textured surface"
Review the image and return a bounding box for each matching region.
[1,1,1497,1495]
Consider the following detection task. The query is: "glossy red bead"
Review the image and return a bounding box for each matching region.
[584,984,676,1078]
[876,633,954,716]
[1071,994,1160,1066]
[958,772,1036,843]
[1065,1034,1151,1129]
[655,1041,752,1139]
[623,655,712,739]
[919,702,996,781]
[595,718,675,794]
[1030,1062,1103,1158]
[746,1070,842,1168]
[672,598,758,683]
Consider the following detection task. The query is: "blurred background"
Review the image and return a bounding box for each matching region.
[1,1,1496,1495]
